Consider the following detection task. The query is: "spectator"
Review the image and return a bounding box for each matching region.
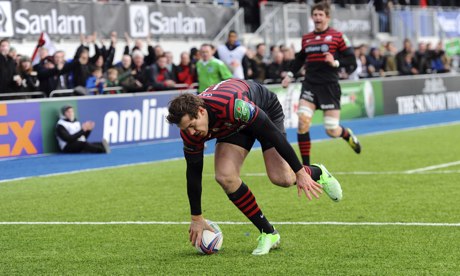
[196,43,233,93]
[349,46,364,80]
[429,41,450,73]
[53,50,71,90]
[115,54,143,92]
[216,30,247,79]
[56,105,110,154]
[266,51,285,83]
[17,56,40,92]
[164,51,178,81]
[253,43,268,83]
[131,50,150,92]
[396,38,417,75]
[384,41,398,72]
[105,68,123,94]
[0,39,21,94]
[243,48,258,80]
[123,32,156,66]
[366,47,385,77]
[415,42,431,74]
[399,52,419,75]
[86,67,105,94]
[148,54,177,91]
[175,51,196,87]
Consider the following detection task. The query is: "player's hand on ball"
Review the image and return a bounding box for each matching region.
[189,215,214,247]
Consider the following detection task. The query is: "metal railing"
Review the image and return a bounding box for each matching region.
[0,92,46,100]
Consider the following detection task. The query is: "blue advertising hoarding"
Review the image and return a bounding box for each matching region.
[77,93,181,146]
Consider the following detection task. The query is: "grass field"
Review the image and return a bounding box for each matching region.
[1,123,459,275]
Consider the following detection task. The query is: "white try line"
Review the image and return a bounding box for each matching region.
[405,160,460,174]
[0,221,459,227]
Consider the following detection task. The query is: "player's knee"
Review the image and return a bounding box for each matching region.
[215,173,239,193]
[324,116,340,137]
[297,107,313,133]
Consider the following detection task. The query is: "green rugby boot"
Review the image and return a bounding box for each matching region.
[252,230,280,256]
[346,128,361,154]
[313,163,342,202]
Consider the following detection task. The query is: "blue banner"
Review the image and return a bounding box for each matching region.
[437,11,460,38]
[77,93,181,146]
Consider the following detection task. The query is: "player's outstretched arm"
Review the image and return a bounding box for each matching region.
[189,215,214,247]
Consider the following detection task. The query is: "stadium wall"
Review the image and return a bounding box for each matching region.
[1,73,460,159]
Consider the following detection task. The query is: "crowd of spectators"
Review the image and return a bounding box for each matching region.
[0,29,457,99]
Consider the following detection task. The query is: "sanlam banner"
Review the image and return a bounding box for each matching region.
[0,1,236,39]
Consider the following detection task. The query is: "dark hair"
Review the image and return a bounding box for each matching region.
[166,93,205,125]
[311,1,330,17]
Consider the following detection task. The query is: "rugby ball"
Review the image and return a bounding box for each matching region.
[195,220,223,254]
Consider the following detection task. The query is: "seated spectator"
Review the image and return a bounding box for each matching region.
[17,56,40,92]
[383,41,398,72]
[148,54,177,91]
[175,51,196,87]
[56,105,110,154]
[253,43,268,83]
[366,47,385,77]
[399,52,419,75]
[429,41,450,73]
[86,67,105,94]
[243,48,258,80]
[105,68,123,94]
[164,51,178,80]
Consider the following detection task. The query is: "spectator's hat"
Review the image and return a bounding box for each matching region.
[43,55,54,64]
[61,105,73,115]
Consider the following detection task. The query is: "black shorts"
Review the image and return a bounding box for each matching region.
[300,82,341,110]
[216,81,285,152]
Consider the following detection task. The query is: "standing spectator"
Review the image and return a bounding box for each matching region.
[196,44,233,93]
[266,51,286,83]
[349,46,364,80]
[131,50,150,92]
[164,51,179,81]
[253,43,268,83]
[105,68,123,94]
[0,39,21,94]
[176,51,196,87]
[53,50,71,90]
[383,41,398,72]
[115,54,143,92]
[216,30,247,79]
[17,56,40,92]
[415,42,431,74]
[243,48,258,80]
[86,67,106,94]
[123,33,156,66]
[56,105,110,154]
[396,38,417,75]
[148,55,177,91]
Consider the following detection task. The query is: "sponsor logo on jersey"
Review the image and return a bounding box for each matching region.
[234,99,254,123]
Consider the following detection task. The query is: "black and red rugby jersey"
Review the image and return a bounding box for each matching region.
[180,79,259,153]
[301,27,350,84]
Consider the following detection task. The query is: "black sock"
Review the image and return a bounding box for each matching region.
[228,182,274,234]
[298,132,311,166]
[304,165,322,181]
[340,126,350,141]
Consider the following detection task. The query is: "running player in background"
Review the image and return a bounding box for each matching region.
[282,1,361,166]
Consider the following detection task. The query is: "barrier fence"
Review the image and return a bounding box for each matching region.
[1,73,459,159]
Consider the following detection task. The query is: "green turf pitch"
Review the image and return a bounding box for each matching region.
[1,123,459,275]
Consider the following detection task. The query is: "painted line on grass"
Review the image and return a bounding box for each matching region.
[405,160,460,174]
[0,221,459,227]
[207,170,460,178]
